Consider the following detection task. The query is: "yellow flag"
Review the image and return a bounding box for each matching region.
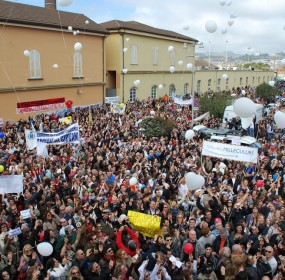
[127,210,162,238]
[88,108,92,122]
[59,116,72,125]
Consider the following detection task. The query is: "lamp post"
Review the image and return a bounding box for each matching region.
[208,41,211,69]
[191,67,195,128]
[225,40,228,69]
[247,47,252,63]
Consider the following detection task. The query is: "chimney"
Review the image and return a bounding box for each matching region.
[45,0,57,10]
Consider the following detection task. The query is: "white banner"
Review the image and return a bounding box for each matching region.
[202,140,258,163]
[0,175,23,194]
[25,129,37,150]
[174,97,192,106]
[105,96,120,104]
[37,123,80,145]
[193,112,210,123]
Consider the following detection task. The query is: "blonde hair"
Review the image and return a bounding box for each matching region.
[22,244,33,262]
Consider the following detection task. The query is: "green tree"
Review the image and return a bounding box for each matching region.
[141,116,176,139]
[255,82,280,102]
[199,94,234,118]
[243,62,270,70]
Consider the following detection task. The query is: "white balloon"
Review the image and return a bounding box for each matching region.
[268,81,275,87]
[134,80,140,87]
[241,117,253,129]
[230,12,237,19]
[53,64,59,69]
[158,84,163,90]
[219,162,227,169]
[123,48,128,53]
[150,110,155,115]
[281,59,285,65]
[85,20,89,25]
[178,60,183,66]
[129,177,137,185]
[233,97,256,118]
[183,25,190,30]
[221,27,227,34]
[219,0,226,6]
[68,26,73,31]
[24,50,30,57]
[122,68,128,74]
[126,38,129,42]
[205,20,217,33]
[169,66,175,73]
[73,31,77,36]
[58,0,73,7]
[168,46,174,52]
[118,214,127,223]
[228,19,234,26]
[185,172,205,190]
[74,42,82,51]
[37,242,53,257]
[76,30,80,34]
[185,129,195,140]
[186,63,193,71]
[226,0,232,6]
[241,89,246,96]
[274,111,285,128]
[222,74,228,80]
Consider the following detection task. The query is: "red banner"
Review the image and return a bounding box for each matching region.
[17,98,65,109]
[16,98,65,114]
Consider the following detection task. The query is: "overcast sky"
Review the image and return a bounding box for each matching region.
[6,0,285,55]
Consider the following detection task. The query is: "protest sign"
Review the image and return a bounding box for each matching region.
[127,210,162,238]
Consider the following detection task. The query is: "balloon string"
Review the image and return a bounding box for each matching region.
[57,10,84,87]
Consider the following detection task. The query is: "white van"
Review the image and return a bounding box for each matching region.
[223,104,264,123]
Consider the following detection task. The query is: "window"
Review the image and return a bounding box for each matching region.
[240,77,243,85]
[226,78,229,90]
[246,77,248,85]
[258,76,260,83]
[169,84,176,97]
[170,50,175,65]
[130,87,136,102]
[217,79,221,90]
[29,50,41,79]
[152,47,158,65]
[263,76,265,83]
[184,83,189,95]
[151,86,157,99]
[252,77,255,84]
[131,45,138,64]
[184,47,191,64]
[74,52,83,77]
[197,80,201,93]
[208,79,211,90]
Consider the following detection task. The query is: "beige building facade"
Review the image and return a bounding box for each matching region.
[0,1,109,120]
[101,20,274,102]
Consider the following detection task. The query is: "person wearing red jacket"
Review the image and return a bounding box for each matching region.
[116,225,140,257]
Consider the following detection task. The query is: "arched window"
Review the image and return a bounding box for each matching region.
[240,77,243,85]
[208,79,211,90]
[197,80,201,93]
[151,86,157,99]
[130,87,136,102]
[246,77,249,85]
[169,84,176,98]
[184,83,189,95]
[29,50,41,79]
[74,52,83,77]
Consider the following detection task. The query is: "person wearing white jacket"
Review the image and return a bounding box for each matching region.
[46,257,71,280]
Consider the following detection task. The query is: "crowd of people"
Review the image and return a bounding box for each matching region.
[0,93,284,280]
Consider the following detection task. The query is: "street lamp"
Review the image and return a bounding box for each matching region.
[225,40,228,69]
[247,47,252,63]
[208,41,211,69]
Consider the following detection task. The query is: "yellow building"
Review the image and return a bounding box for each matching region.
[101,20,274,102]
[0,0,109,120]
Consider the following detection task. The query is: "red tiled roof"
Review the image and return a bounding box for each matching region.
[101,20,198,42]
[0,1,109,35]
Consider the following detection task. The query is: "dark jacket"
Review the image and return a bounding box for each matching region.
[245,264,259,280]
[212,236,234,254]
